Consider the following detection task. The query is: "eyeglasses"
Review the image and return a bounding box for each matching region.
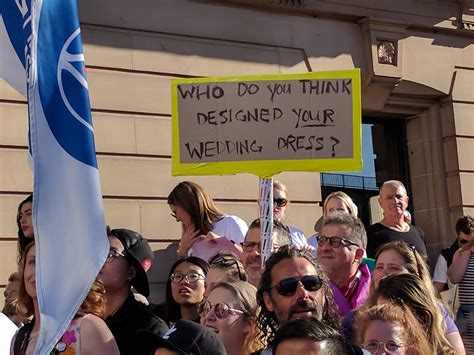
[363,340,405,354]
[459,238,469,245]
[170,272,205,283]
[105,250,126,263]
[270,275,323,297]
[240,241,282,253]
[316,235,359,248]
[240,241,261,252]
[198,300,246,319]
[274,198,288,208]
[210,257,244,281]
[170,212,177,221]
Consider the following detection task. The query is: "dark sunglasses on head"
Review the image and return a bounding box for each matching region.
[210,257,244,281]
[316,235,359,248]
[274,198,288,208]
[270,275,323,297]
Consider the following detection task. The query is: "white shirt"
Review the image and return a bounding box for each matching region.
[0,312,17,354]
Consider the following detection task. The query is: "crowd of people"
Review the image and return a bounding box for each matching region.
[1,179,473,354]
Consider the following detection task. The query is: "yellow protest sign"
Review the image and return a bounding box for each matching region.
[171,69,362,178]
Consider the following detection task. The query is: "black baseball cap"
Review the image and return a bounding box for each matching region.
[138,320,227,355]
[108,228,154,297]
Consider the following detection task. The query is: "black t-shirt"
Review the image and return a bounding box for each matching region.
[366,223,427,259]
[105,292,169,355]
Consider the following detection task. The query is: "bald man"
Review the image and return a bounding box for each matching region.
[366,180,427,259]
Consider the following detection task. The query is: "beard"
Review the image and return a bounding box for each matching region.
[288,298,323,321]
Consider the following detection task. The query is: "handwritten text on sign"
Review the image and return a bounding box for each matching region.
[177,78,353,163]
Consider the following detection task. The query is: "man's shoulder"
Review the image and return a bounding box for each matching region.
[367,223,385,234]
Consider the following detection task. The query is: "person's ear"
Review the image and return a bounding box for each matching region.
[263,291,275,312]
[354,248,364,263]
[127,265,136,281]
[242,315,255,335]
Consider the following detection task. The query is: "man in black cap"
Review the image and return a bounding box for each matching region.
[98,227,168,354]
[139,319,227,355]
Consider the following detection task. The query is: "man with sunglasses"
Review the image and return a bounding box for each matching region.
[241,218,293,287]
[256,245,340,354]
[317,213,371,317]
[434,215,474,294]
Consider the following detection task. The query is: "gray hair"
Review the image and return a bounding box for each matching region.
[323,213,367,249]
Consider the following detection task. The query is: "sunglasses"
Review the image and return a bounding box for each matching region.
[459,239,469,245]
[274,198,288,208]
[198,300,246,319]
[270,275,323,297]
[316,235,359,248]
[210,257,244,281]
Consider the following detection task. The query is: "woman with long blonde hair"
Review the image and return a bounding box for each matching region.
[200,279,265,354]
[369,273,457,354]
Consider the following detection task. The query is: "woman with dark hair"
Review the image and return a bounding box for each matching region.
[11,242,119,354]
[157,256,209,326]
[16,194,34,264]
[168,181,247,259]
[272,317,351,355]
[369,273,457,354]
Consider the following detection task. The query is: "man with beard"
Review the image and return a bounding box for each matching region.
[317,213,370,317]
[256,245,340,354]
[366,180,427,259]
[241,219,293,287]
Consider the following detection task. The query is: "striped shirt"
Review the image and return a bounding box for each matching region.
[459,253,474,304]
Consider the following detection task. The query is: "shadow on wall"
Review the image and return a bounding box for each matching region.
[148,242,179,304]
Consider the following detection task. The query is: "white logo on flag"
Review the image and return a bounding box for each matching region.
[57,28,93,132]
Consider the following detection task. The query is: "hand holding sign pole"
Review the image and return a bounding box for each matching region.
[171,69,362,261]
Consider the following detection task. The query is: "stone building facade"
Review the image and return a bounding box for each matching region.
[1,0,473,302]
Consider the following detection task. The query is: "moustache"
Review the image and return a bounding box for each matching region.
[246,254,261,266]
[289,299,319,318]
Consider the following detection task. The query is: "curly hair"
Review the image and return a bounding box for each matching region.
[370,273,455,354]
[354,303,432,355]
[16,194,33,266]
[255,245,340,344]
[76,280,106,318]
[167,181,224,235]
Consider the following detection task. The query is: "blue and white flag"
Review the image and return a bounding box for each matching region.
[0,0,27,96]
[0,1,108,353]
